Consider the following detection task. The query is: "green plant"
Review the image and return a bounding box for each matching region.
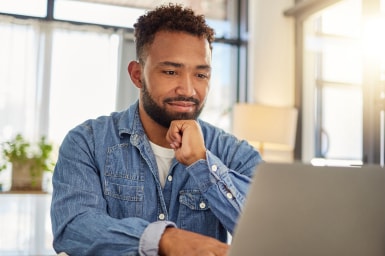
[0,134,55,175]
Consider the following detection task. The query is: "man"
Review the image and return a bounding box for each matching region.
[51,3,262,256]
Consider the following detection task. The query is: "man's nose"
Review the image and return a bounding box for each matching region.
[175,73,196,96]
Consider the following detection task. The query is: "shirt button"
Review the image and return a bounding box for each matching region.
[199,202,206,209]
[211,165,218,172]
[226,192,233,199]
[167,175,173,182]
[158,213,165,220]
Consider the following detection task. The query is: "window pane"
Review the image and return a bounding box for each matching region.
[49,27,119,144]
[200,42,237,132]
[322,85,362,159]
[54,0,145,28]
[320,0,361,37]
[206,18,232,39]
[70,0,228,20]
[54,0,232,36]
[303,0,363,162]
[0,0,47,17]
[321,38,362,83]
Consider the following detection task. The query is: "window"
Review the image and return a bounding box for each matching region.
[290,0,385,165]
[0,0,47,17]
[0,0,241,146]
[54,0,145,28]
[302,0,363,162]
[48,25,120,143]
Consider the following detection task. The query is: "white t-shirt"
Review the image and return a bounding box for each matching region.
[149,141,175,187]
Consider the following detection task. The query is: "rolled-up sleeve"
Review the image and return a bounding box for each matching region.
[139,221,177,256]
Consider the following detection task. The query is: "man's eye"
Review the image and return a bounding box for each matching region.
[197,73,209,79]
[163,70,176,75]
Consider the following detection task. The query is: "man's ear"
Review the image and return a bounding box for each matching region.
[128,61,142,88]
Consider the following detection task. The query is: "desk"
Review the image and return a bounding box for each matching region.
[0,192,56,255]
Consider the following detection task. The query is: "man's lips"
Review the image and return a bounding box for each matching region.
[168,101,196,107]
[167,101,196,111]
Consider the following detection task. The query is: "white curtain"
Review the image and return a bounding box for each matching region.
[47,22,121,145]
[0,17,130,254]
[0,16,129,145]
[0,17,41,141]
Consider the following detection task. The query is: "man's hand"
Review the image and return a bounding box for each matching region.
[159,227,229,256]
[166,120,206,166]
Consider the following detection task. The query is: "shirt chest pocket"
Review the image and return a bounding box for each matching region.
[104,143,144,199]
[104,178,144,201]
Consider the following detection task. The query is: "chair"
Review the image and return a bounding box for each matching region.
[232,103,298,162]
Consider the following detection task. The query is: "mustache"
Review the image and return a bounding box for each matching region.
[164,96,200,105]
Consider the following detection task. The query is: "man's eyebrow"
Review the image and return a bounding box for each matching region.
[158,61,211,71]
[196,64,211,71]
[159,61,183,68]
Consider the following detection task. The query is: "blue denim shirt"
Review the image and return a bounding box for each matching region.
[51,101,262,256]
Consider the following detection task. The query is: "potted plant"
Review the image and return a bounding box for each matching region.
[0,134,55,191]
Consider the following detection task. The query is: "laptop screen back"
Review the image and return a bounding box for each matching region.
[229,162,385,256]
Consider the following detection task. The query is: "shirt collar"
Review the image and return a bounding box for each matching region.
[117,100,144,138]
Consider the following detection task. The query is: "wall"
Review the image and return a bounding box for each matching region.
[248,0,295,107]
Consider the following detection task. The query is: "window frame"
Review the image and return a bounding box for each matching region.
[285,0,385,164]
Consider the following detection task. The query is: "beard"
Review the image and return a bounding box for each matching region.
[141,79,204,128]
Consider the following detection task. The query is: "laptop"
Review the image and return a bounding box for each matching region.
[229,162,385,256]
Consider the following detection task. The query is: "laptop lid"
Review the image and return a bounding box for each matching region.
[229,162,385,256]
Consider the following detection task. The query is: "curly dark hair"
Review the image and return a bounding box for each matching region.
[133,3,215,63]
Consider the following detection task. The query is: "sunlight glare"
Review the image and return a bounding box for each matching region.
[362,16,385,61]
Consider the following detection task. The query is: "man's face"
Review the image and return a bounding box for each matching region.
[139,31,212,128]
